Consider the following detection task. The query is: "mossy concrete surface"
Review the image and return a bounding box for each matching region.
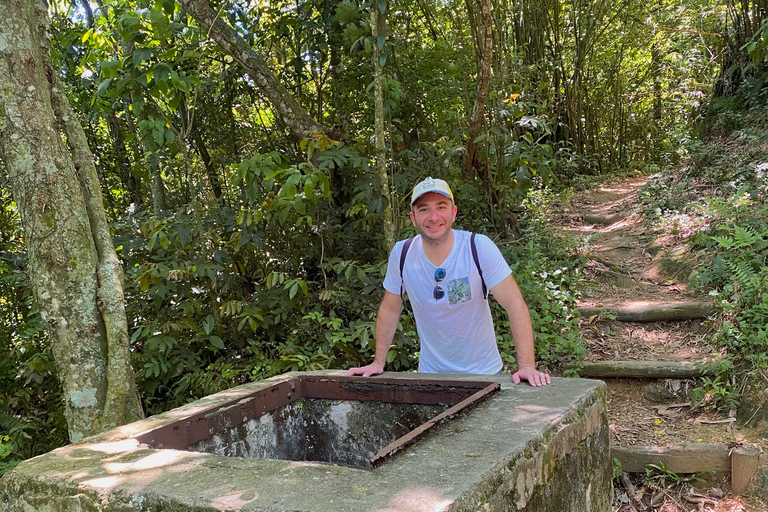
[0,371,610,512]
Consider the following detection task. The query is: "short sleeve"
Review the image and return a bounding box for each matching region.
[474,234,512,289]
[382,241,406,294]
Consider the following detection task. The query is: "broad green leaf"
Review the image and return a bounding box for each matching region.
[153,62,172,83]
[96,78,112,96]
[133,48,154,68]
[209,336,225,349]
[181,50,202,61]
[100,60,121,78]
[203,314,214,335]
[160,0,175,15]
[148,9,171,40]
[130,326,144,343]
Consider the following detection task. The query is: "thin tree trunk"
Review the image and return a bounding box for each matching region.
[117,37,167,213]
[191,129,222,199]
[0,0,143,442]
[107,113,142,207]
[462,0,493,180]
[371,6,395,253]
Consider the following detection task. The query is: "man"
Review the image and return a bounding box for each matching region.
[346,177,550,386]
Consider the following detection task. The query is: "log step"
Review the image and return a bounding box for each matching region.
[611,444,761,494]
[571,360,715,379]
[577,301,717,322]
[583,213,628,225]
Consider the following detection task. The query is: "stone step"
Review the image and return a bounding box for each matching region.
[572,360,715,379]
[577,301,717,322]
[611,443,762,495]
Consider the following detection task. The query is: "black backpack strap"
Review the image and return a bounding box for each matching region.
[470,233,488,299]
[399,237,414,302]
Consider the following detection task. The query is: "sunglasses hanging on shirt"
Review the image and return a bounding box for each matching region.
[433,267,446,300]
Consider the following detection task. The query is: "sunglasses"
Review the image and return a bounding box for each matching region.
[433,267,446,300]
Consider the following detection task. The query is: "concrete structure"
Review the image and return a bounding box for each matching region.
[0,372,611,511]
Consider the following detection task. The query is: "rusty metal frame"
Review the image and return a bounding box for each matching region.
[134,375,500,467]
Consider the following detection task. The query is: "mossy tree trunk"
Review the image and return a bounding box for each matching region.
[0,0,143,443]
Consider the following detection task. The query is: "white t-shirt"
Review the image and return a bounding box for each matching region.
[383,230,512,374]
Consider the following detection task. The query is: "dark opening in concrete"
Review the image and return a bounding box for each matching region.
[134,375,499,469]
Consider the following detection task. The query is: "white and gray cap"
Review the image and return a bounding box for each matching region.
[410,177,454,205]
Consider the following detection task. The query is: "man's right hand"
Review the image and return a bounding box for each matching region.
[345,361,385,377]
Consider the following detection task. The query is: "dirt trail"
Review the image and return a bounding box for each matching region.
[555,177,765,512]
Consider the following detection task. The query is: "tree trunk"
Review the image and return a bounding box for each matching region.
[179,0,327,141]
[117,36,167,213]
[191,129,223,200]
[107,113,142,207]
[371,5,395,253]
[462,0,493,180]
[0,0,143,443]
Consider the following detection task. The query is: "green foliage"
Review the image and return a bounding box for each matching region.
[612,458,624,484]
[491,191,587,372]
[0,435,21,477]
[691,370,741,412]
[643,462,710,489]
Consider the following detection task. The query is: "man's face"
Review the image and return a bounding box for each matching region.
[409,192,458,243]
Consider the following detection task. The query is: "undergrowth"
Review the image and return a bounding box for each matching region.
[638,97,768,414]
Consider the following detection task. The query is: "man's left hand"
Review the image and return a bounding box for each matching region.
[512,366,551,387]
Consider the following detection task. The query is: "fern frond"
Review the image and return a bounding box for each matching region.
[733,225,762,248]
[728,259,760,291]
[711,235,736,249]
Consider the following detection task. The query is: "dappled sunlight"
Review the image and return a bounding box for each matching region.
[211,491,260,508]
[508,403,564,424]
[83,439,141,455]
[81,475,120,489]
[374,488,453,512]
[103,449,192,473]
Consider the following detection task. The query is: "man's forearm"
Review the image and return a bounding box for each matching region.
[509,307,536,369]
[373,299,401,366]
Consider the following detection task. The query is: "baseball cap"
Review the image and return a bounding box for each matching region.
[410,177,454,205]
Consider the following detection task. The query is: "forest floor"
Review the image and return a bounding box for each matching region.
[552,177,767,512]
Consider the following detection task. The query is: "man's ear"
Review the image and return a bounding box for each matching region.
[409,211,416,227]
[452,204,458,220]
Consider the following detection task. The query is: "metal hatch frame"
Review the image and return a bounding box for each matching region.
[134,375,500,468]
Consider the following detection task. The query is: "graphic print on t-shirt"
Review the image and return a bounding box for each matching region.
[447,277,471,304]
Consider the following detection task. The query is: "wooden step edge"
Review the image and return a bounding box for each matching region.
[583,213,628,225]
[611,443,762,495]
[567,360,715,379]
[577,302,718,322]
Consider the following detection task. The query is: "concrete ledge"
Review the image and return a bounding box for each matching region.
[0,372,611,512]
